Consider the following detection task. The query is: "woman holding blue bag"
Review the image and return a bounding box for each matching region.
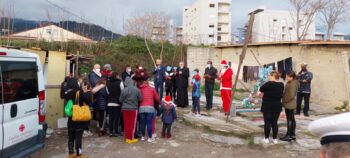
[64,77,91,158]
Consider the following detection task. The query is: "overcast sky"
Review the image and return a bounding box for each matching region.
[1,0,349,34]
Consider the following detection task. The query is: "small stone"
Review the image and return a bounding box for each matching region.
[155,149,166,154]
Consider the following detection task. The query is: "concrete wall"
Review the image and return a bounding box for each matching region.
[187,45,350,111]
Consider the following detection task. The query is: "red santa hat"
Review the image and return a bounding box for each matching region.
[221,60,227,65]
[164,95,172,104]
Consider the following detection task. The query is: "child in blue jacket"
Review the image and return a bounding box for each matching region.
[159,95,177,138]
[192,69,201,116]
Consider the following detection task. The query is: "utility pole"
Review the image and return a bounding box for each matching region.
[226,9,263,121]
[75,50,79,77]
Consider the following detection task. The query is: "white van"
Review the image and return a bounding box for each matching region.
[0,47,47,158]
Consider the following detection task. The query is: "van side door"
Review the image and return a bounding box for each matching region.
[0,58,39,157]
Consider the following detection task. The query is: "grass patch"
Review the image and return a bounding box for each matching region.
[246,136,255,145]
[304,131,317,138]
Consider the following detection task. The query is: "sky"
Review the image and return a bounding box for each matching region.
[1,0,349,34]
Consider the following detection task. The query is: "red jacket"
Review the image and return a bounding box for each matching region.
[139,83,161,108]
[220,68,233,90]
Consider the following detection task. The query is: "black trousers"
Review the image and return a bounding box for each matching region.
[165,86,173,98]
[68,126,84,155]
[98,110,106,129]
[162,123,172,134]
[172,86,177,102]
[285,109,296,137]
[108,106,122,134]
[263,112,280,139]
[296,93,310,114]
[205,83,214,110]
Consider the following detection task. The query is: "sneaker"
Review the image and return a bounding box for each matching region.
[76,155,88,158]
[141,137,146,141]
[68,153,76,158]
[195,114,200,117]
[87,131,93,137]
[83,131,89,137]
[152,133,157,138]
[263,138,270,144]
[273,139,278,144]
[130,139,139,143]
[147,138,156,143]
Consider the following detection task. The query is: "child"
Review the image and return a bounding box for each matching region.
[191,69,201,116]
[119,77,142,144]
[159,95,177,138]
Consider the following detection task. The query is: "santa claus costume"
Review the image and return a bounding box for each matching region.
[219,60,233,114]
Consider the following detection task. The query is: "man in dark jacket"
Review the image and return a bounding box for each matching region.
[204,60,217,110]
[296,63,313,117]
[153,59,166,100]
[88,64,101,88]
[122,65,134,82]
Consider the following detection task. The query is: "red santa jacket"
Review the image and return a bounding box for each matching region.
[219,67,233,90]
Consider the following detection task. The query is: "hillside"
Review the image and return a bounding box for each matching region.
[0,18,122,41]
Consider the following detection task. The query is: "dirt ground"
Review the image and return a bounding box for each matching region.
[31,119,319,158]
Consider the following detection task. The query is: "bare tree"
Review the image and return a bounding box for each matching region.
[289,0,326,40]
[321,0,350,40]
[124,12,171,62]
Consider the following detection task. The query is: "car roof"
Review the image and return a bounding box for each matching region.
[0,47,40,59]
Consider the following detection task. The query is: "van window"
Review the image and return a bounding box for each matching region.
[0,61,38,104]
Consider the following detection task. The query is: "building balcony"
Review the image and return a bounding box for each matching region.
[218,10,230,14]
[218,20,230,24]
[218,0,231,5]
[218,30,229,34]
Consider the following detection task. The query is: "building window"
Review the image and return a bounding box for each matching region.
[273,19,277,22]
[218,27,222,31]
[209,35,214,38]
[217,36,221,41]
[185,9,188,11]
[209,24,215,28]
[289,27,293,30]
[46,29,52,34]
[210,4,215,8]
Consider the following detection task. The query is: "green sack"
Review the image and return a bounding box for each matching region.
[65,100,73,117]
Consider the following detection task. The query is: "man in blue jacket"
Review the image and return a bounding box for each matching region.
[153,59,166,100]
[296,63,313,117]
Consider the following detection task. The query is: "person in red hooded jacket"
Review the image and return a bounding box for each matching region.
[218,60,233,115]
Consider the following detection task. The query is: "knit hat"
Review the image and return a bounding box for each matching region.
[103,64,112,70]
[221,60,227,65]
[164,95,172,104]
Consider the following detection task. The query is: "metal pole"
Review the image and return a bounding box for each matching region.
[226,9,263,121]
[342,51,350,111]
[75,50,79,77]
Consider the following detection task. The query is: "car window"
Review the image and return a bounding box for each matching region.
[0,61,38,104]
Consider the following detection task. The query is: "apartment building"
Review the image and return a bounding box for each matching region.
[252,9,316,43]
[182,0,232,45]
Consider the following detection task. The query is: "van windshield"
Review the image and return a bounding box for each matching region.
[0,61,38,104]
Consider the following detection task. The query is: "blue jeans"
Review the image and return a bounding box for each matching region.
[139,112,154,138]
[192,96,200,114]
[155,81,164,100]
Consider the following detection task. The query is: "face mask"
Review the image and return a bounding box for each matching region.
[126,68,131,73]
[95,68,101,73]
[207,64,211,68]
[193,71,198,75]
[139,67,143,70]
